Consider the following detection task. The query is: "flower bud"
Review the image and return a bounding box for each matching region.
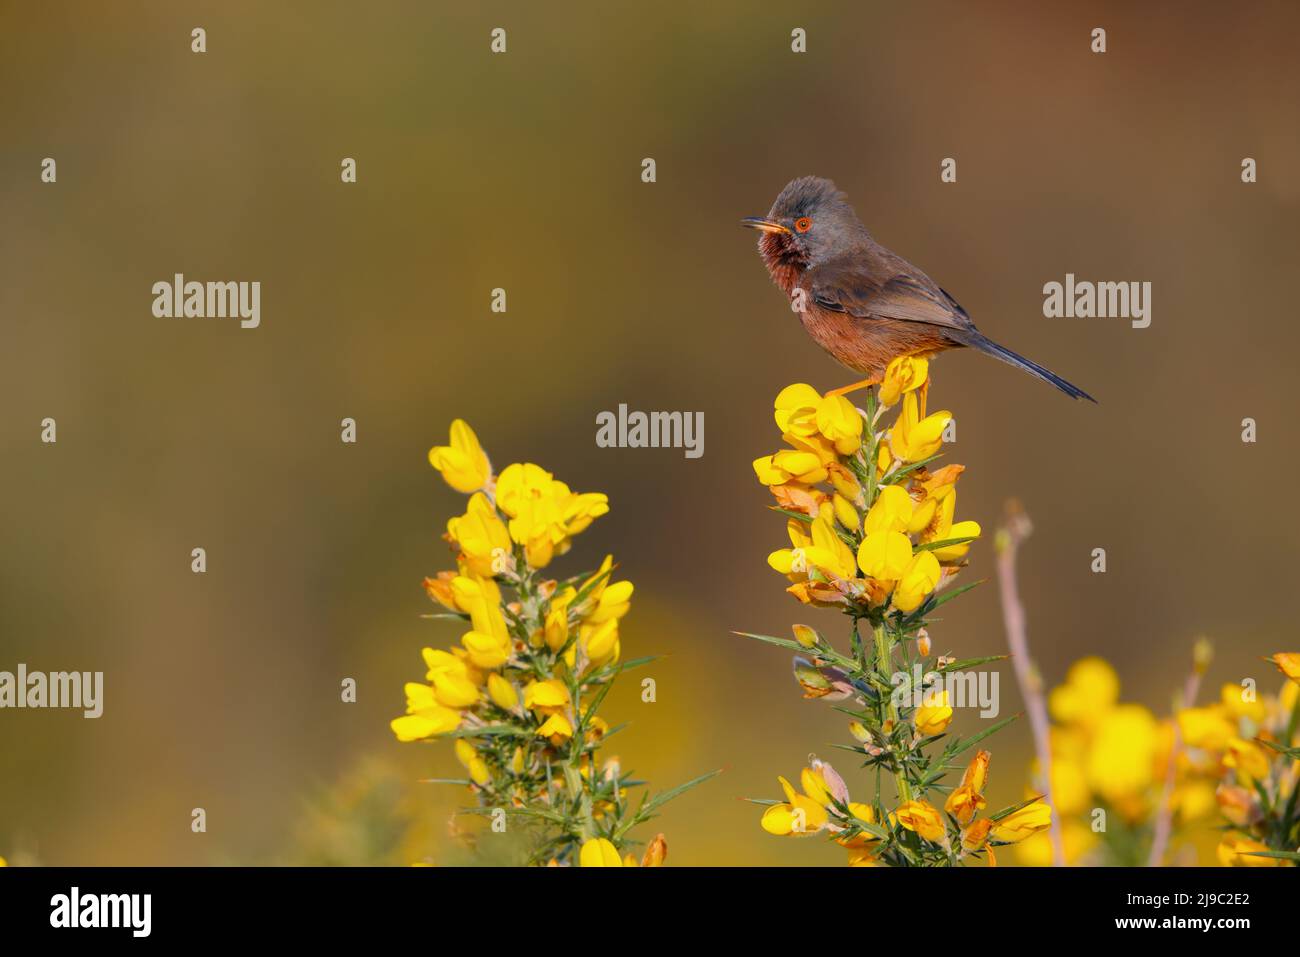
[487,673,518,711]
[641,833,668,867]
[792,624,821,649]
[848,720,872,743]
[833,493,859,530]
[961,818,992,852]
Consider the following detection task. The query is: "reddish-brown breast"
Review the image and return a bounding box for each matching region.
[759,232,955,378]
[794,300,952,378]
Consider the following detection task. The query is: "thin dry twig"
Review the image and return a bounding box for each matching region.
[1147,639,1212,866]
[994,501,1065,866]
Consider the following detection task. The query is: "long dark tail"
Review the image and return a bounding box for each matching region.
[960,332,1096,402]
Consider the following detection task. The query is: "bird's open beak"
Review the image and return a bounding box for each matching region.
[740,216,790,235]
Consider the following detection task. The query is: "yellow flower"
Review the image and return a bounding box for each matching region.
[857,529,912,581]
[461,630,511,670]
[989,800,1052,843]
[889,391,950,463]
[455,739,490,786]
[961,748,991,792]
[1283,678,1299,714]
[847,802,876,825]
[767,449,828,486]
[579,619,621,667]
[960,818,993,856]
[579,837,624,867]
[523,679,571,710]
[447,575,508,640]
[576,555,619,611]
[812,509,858,579]
[920,493,981,562]
[879,355,929,407]
[563,491,610,537]
[792,624,821,649]
[914,688,953,735]
[586,579,633,624]
[1086,704,1158,804]
[495,463,608,568]
[815,394,863,455]
[446,494,511,579]
[768,519,812,577]
[893,551,941,613]
[536,712,574,741]
[773,383,822,437]
[946,786,987,827]
[1171,780,1217,822]
[1048,657,1119,727]
[760,773,832,836]
[543,588,574,652]
[431,670,480,709]
[832,493,859,530]
[423,572,459,610]
[1219,682,1267,723]
[487,673,518,711]
[428,419,491,493]
[846,846,881,866]
[1176,706,1235,751]
[895,800,947,843]
[447,566,501,613]
[422,646,477,683]
[1015,819,1097,866]
[875,442,892,479]
[772,510,855,582]
[1216,785,1259,828]
[752,455,787,486]
[390,710,459,742]
[945,750,990,824]
[1269,652,1300,684]
[1217,833,1285,867]
[1223,737,1270,786]
[1047,754,1090,816]
[829,465,861,503]
[864,485,913,535]
[391,681,462,741]
[799,764,835,806]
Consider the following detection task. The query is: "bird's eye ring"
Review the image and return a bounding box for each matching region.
[794,217,812,233]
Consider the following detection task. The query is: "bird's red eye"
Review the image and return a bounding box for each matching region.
[794,217,812,233]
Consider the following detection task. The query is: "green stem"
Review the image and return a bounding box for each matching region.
[874,621,912,803]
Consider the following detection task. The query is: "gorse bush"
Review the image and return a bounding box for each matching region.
[392,420,715,866]
[741,358,1050,865]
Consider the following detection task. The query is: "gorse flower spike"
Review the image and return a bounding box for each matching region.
[396,419,716,866]
[741,358,1029,866]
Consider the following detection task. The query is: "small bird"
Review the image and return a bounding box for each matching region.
[742,176,1095,401]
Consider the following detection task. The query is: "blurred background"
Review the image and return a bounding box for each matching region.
[1,1,1297,865]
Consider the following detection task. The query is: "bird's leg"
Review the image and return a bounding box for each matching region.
[825,375,881,398]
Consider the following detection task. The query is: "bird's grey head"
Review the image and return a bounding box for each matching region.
[741,176,867,268]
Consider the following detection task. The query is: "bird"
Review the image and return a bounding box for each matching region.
[742,176,1095,402]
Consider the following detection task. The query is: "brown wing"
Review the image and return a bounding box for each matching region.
[805,255,977,338]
